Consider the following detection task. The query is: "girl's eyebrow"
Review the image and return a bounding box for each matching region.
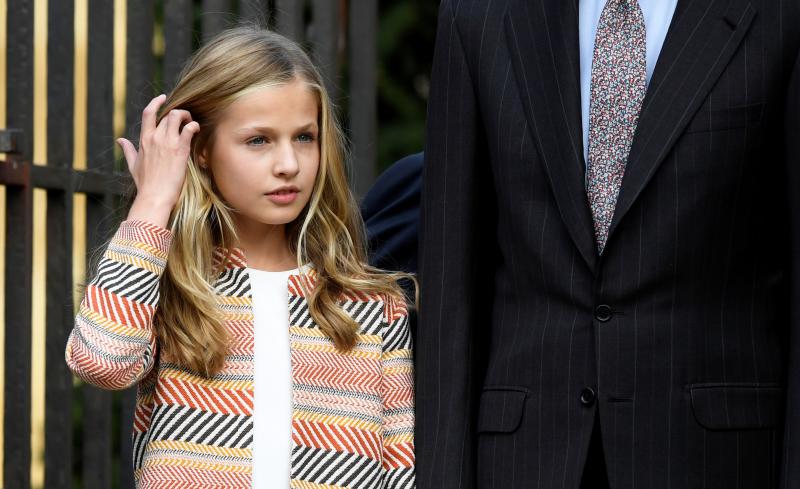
[235,122,318,133]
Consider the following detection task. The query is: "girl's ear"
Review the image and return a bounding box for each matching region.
[197,146,209,169]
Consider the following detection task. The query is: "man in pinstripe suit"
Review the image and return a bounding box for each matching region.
[417,0,800,488]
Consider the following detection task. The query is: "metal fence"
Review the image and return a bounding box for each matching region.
[0,0,376,487]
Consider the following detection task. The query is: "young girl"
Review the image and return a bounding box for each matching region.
[66,27,415,489]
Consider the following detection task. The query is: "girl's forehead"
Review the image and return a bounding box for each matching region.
[221,80,319,127]
[232,78,316,106]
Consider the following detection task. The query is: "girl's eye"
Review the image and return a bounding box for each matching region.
[247,136,267,146]
[297,133,316,143]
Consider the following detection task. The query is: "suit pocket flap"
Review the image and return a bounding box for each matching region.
[477,387,527,433]
[689,383,784,430]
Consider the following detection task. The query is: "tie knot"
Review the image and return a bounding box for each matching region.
[602,0,644,24]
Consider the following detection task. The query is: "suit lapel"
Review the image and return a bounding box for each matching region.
[607,0,757,240]
[505,0,598,271]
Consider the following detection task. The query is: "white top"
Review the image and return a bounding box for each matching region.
[249,266,298,488]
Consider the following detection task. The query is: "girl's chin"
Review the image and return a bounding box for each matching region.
[235,210,304,228]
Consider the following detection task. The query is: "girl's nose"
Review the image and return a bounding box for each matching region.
[273,141,300,177]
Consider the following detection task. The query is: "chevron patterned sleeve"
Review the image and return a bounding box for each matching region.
[380,294,416,488]
[66,219,172,390]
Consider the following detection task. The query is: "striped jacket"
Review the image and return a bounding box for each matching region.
[65,220,415,488]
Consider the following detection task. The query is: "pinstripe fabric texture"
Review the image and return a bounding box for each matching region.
[66,220,415,488]
[418,0,800,488]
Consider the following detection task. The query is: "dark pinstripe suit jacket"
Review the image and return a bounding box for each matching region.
[417,0,800,488]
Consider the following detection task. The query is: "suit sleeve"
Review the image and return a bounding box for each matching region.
[381,295,415,489]
[782,49,800,489]
[781,47,800,489]
[65,219,171,390]
[417,1,492,488]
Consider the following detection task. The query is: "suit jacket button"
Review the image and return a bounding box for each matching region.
[580,387,596,406]
[594,304,613,322]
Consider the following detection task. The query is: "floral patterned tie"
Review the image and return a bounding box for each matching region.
[587,0,647,253]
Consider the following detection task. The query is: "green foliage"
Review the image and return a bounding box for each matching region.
[376,0,437,172]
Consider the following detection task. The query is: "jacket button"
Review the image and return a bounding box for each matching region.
[594,304,613,322]
[580,387,596,406]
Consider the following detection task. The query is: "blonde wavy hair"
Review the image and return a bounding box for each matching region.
[149,26,414,376]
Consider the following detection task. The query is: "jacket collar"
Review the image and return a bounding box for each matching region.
[505,0,755,268]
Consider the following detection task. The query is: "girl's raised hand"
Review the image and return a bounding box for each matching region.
[118,94,201,228]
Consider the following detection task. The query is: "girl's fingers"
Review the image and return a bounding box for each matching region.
[140,94,166,142]
[164,109,193,139]
[179,121,201,148]
[116,138,138,173]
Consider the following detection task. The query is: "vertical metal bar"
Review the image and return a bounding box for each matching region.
[309,0,338,98]
[202,0,233,42]
[120,3,155,487]
[87,0,114,173]
[3,186,34,480]
[239,0,270,26]
[118,388,137,489]
[6,1,34,160]
[81,192,114,489]
[81,203,113,489]
[348,0,377,198]
[4,0,34,487]
[43,0,75,487]
[163,0,194,91]
[125,0,155,143]
[275,0,304,42]
[84,2,115,488]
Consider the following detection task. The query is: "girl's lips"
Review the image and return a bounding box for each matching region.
[266,190,298,204]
